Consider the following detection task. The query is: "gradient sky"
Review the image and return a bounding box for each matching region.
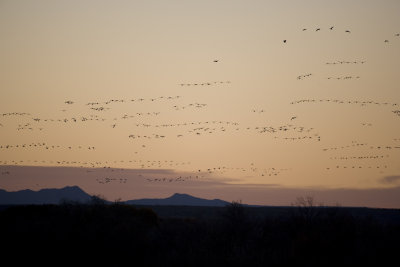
[1,0,400,207]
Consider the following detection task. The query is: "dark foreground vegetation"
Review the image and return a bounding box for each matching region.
[1,198,399,267]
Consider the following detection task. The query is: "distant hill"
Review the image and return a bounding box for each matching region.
[0,186,92,205]
[125,193,230,207]
[0,187,231,206]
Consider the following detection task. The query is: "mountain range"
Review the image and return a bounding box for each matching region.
[0,186,231,206]
[0,186,91,205]
[125,193,230,206]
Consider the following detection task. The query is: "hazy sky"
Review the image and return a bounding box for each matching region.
[1,0,399,207]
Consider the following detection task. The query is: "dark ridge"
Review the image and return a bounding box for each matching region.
[0,186,91,204]
[125,192,230,206]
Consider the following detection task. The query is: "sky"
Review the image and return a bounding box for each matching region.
[1,0,400,208]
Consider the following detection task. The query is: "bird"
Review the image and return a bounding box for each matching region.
[302,28,307,31]
[395,33,399,36]
[213,60,219,63]
[384,40,389,43]
[329,26,334,30]
[316,28,321,31]
[283,40,287,43]
[345,30,351,33]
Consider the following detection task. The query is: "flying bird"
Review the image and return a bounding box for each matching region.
[213,60,219,63]
[316,28,321,31]
[345,30,351,33]
[384,40,389,43]
[283,40,287,43]
[329,26,334,30]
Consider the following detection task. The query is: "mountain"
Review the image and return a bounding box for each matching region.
[0,186,92,205]
[125,193,230,207]
[0,187,231,207]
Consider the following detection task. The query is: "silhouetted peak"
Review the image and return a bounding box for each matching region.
[59,185,85,192]
[126,193,230,206]
[0,185,91,204]
[36,185,85,194]
[169,193,194,199]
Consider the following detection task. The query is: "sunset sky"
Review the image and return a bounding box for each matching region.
[1,0,400,208]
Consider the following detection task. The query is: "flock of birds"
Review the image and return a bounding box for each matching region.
[85,96,182,106]
[284,26,399,43]
[131,121,240,128]
[95,177,127,184]
[290,99,399,107]
[325,165,388,171]
[296,74,362,81]
[361,123,373,127]
[124,122,320,141]
[321,140,398,172]
[1,112,31,117]
[322,142,400,152]
[1,23,399,189]
[0,143,96,151]
[284,28,396,181]
[172,103,207,110]
[307,29,398,156]
[325,60,366,65]
[0,159,191,168]
[0,155,293,182]
[16,123,42,131]
[144,165,291,183]
[329,155,389,160]
[297,73,312,80]
[283,26,353,43]
[179,81,231,87]
[326,76,360,80]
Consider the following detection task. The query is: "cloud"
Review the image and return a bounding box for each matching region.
[381,175,400,184]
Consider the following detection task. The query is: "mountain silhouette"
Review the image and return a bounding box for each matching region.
[126,193,230,206]
[0,187,231,206]
[0,186,91,205]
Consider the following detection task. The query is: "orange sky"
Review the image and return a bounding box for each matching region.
[1,0,400,207]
